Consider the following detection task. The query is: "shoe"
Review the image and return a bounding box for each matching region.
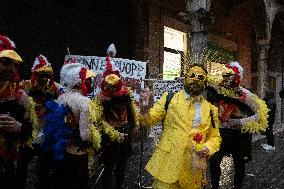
[261,143,268,148]
[263,145,275,151]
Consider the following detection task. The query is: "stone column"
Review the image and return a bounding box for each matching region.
[185,0,211,69]
[257,40,270,98]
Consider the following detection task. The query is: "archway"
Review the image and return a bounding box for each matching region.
[268,10,284,123]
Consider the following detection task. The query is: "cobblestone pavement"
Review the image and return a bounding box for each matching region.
[120,130,284,189]
[26,130,284,189]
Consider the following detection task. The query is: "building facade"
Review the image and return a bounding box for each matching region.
[1,0,284,123]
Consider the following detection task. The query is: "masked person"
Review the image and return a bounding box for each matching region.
[261,92,276,151]
[18,55,65,188]
[89,50,140,189]
[85,69,96,99]
[207,61,269,189]
[0,36,37,189]
[20,55,64,145]
[140,65,221,189]
[37,63,100,189]
[20,54,64,105]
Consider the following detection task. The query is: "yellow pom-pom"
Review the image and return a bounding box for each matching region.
[195,144,203,152]
[105,74,120,86]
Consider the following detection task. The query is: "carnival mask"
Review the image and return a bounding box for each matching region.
[0,58,15,81]
[221,73,238,88]
[184,66,207,96]
[221,66,240,88]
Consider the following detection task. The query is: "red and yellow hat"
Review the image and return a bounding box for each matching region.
[32,55,53,73]
[100,44,128,98]
[0,50,22,63]
[0,35,15,52]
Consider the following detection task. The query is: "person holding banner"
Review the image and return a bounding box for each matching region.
[140,65,221,189]
[89,52,140,189]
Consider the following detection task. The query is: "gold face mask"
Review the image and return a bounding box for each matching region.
[184,66,207,96]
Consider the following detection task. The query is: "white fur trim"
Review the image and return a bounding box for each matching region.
[229,61,243,80]
[107,43,116,57]
[56,91,91,152]
[6,36,15,48]
[60,63,86,89]
[32,54,51,70]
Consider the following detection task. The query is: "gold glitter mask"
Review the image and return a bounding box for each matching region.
[184,66,207,96]
[185,66,207,82]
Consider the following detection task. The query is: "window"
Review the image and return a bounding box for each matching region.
[163,27,187,80]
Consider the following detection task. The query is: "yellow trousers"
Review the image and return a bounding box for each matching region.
[152,151,203,189]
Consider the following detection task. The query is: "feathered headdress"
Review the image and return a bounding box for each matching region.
[0,50,22,63]
[0,50,22,83]
[0,35,16,51]
[100,44,128,97]
[31,55,54,86]
[107,43,117,57]
[32,55,53,73]
[60,63,88,96]
[224,61,243,86]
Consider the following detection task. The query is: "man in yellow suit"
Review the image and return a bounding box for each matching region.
[140,65,221,189]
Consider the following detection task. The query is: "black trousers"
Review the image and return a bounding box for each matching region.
[15,146,35,189]
[209,129,252,189]
[101,133,132,189]
[37,152,89,189]
[264,123,274,147]
[0,159,17,189]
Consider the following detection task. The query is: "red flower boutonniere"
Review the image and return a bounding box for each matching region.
[193,133,203,144]
[193,133,203,152]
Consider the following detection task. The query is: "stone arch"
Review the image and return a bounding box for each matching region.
[267,10,284,123]
[251,0,269,41]
[268,11,284,72]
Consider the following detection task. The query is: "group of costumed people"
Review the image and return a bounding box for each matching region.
[0,33,270,189]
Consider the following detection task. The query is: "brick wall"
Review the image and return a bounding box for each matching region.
[209,1,253,88]
[0,0,262,89]
[145,0,254,88]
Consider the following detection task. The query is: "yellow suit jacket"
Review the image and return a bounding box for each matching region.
[142,90,221,184]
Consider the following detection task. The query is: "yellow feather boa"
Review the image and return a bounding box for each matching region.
[89,90,140,142]
[89,98,120,142]
[89,121,101,151]
[26,97,39,148]
[241,94,269,133]
[0,97,39,150]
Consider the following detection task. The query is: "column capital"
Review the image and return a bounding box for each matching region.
[185,0,211,12]
[256,40,270,60]
[256,39,270,47]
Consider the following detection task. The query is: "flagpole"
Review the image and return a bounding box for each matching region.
[67,46,71,55]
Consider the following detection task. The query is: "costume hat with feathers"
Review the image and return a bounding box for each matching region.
[60,63,88,96]
[31,55,54,86]
[224,61,243,86]
[0,35,15,51]
[0,35,21,82]
[100,44,128,97]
